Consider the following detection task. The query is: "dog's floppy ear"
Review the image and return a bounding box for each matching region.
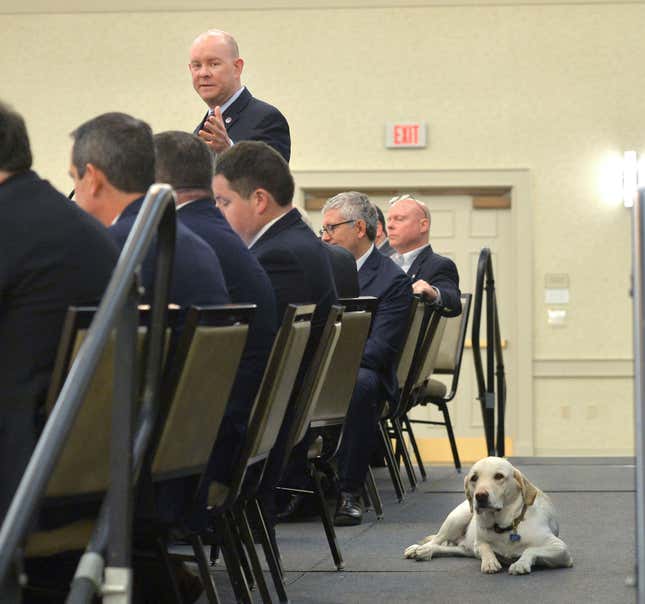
[464,473,473,512]
[513,468,539,506]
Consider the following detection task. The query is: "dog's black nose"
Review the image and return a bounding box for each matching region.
[475,491,489,505]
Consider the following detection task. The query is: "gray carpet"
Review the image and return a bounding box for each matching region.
[196,458,638,603]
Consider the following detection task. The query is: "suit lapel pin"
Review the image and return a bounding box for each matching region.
[225,117,232,124]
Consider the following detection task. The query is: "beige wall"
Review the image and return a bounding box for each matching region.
[1,1,643,456]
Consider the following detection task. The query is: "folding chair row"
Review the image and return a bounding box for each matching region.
[22,304,255,603]
[404,292,473,474]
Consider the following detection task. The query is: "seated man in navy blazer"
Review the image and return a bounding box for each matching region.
[321,191,413,526]
[213,140,337,531]
[69,112,230,309]
[0,102,118,531]
[190,29,290,162]
[387,194,462,317]
[153,130,277,486]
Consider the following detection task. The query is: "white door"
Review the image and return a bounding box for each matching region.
[372,194,514,463]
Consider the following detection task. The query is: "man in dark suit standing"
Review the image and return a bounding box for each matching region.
[387,194,462,317]
[321,191,413,526]
[190,29,290,162]
[213,140,336,531]
[0,102,119,525]
[69,113,229,309]
[153,130,277,485]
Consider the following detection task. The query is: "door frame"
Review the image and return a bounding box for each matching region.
[292,168,534,455]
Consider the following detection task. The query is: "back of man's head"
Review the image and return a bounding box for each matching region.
[214,141,294,206]
[375,205,387,237]
[0,101,32,175]
[154,131,212,191]
[71,112,154,193]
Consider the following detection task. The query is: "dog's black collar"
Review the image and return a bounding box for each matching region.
[490,503,528,540]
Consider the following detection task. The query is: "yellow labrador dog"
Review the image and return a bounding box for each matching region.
[404,457,573,574]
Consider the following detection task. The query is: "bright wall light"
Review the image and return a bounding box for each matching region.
[599,152,625,207]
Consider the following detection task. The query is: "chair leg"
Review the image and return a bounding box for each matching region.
[378,420,405,502]
[440,402,462,471]
[392,417,417,491]
[188,533,221,604]
[153,536,183,604]
[248,498,289,603]
[234,505,273,604]
[213,513,253,604]
[403,413,427,481]
[364,466,383,519]
[226,510,256,593]
[311,464,344,571]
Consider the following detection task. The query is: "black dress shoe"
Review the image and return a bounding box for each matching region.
[275,493,305,522]
[334,491,363,526]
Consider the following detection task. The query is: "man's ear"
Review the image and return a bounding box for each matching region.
[233,57,244,78]
[83,163,104,197]
[354,219,368,239]
[419,217,430,235]
[513,469,539,506]
[253,188,270,214]
[464,473,473,513]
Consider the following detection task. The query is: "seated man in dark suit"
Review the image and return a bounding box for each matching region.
[0,101,119,527]
[69,112,229,309]
[190,29,290,161]
[213,140,337,528]
[324,242,360,298]
[321,191,413,526]
[153,130,277,486]
[387,194,462,317]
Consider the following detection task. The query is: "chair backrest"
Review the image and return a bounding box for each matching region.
[281,304,344,455]
[150,305,254,480]
[310,297,376,425]
[434,293,472,374]
[230,305,315,482]
[412,313,447,391]
[42,305,184,498]
[395,296,422,387]
[42,308,144,498]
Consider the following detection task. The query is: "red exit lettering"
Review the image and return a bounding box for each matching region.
[393,124,420,146]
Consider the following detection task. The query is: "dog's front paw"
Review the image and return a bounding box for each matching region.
[404,544,419,559]
[508,558,532,575]
[480,556,502,574]
[412,543,435,561]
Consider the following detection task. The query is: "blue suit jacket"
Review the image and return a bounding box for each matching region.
[408,245,462,317]
[177,198,277,425]
[359,246,413,403]
[109,197,229,307]
[194,87,291,162]
[0,171,118,523]
[325,243,359,298]
[251,208,337,335]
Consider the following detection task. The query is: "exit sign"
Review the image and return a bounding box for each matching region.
[385,122,427,148]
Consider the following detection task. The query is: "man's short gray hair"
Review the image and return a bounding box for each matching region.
[388,193,432,224]
[323,191,377,241]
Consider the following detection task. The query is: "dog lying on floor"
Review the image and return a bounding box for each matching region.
[404,456,573,574]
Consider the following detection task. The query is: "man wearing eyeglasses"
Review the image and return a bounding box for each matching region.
[190,29,291,162]
[321,191,413,526]
[387,194,461,317]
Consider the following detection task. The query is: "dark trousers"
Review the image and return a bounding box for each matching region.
[337,367,385,494]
